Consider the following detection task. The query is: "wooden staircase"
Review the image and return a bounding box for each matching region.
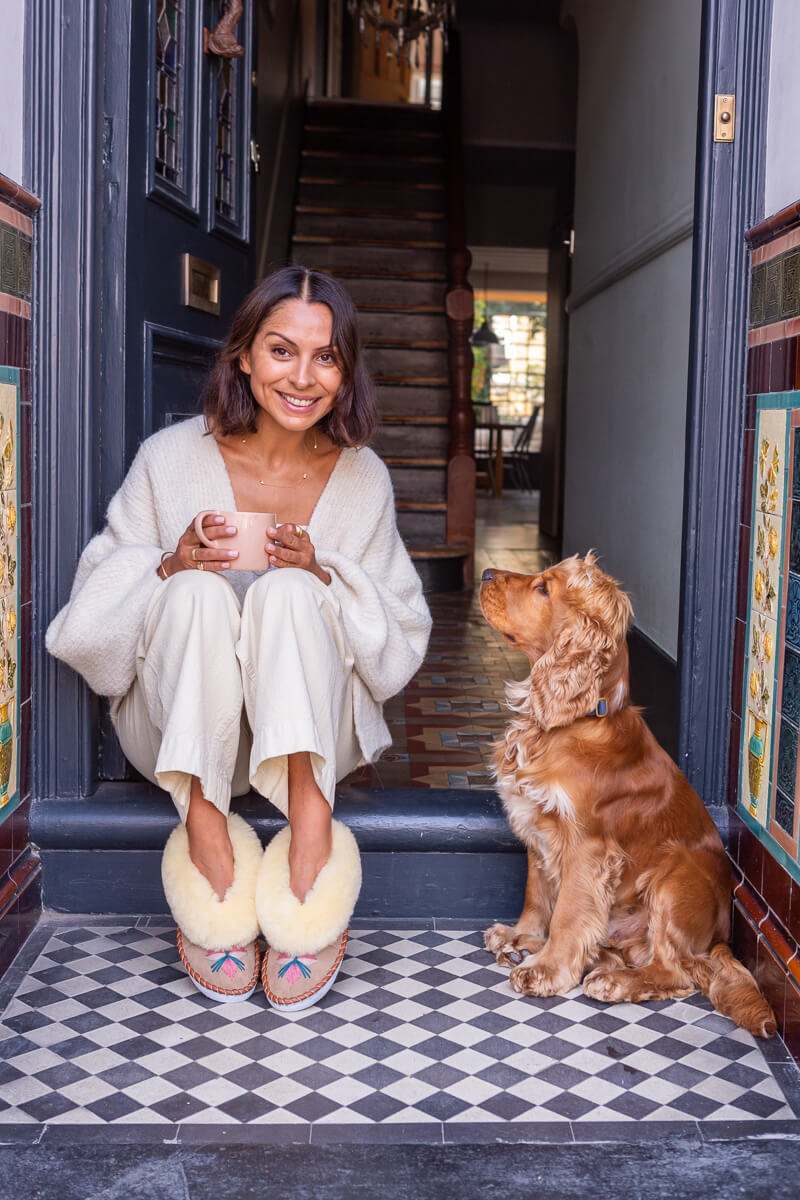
[290,99,471,592]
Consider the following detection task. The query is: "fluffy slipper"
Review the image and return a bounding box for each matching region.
[178,929,261,1004]
[255,819,361,956]
[161,812,263,951]
[261,931,348,1012]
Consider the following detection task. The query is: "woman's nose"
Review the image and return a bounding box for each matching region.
[289,357,314,387]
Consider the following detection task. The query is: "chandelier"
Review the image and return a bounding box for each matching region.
[347,2,456,63]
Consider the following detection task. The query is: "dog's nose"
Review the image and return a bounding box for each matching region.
[481,569,494,583]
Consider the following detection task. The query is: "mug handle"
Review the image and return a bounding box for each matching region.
[193,510,221,548]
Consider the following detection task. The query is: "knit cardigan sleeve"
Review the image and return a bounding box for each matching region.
[45,442,167,698]
[314,455,431,704]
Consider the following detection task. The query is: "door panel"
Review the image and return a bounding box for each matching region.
[98,0,255,780]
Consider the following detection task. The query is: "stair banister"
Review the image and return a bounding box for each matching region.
[442,27,475,588]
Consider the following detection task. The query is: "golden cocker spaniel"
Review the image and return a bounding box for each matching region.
[480,552,775,1038]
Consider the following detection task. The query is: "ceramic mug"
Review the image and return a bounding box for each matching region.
[193,510,277,571]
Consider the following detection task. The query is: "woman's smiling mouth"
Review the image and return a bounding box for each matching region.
[277,391,321,410]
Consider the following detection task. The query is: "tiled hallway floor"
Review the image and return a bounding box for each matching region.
[344,493,556,791]
[0,919,798,1144]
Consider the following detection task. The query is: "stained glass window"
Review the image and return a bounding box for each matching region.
[154,0,184,187]
[214,52,236,220]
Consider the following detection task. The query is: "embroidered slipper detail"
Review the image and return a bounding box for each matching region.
[177,928,260,1004]
[255,819,361,957]
[261,930,348,1012]
[161,812,263,951]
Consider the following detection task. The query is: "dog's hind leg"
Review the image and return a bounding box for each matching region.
[582,957,695,1004]
[485,848,554,967]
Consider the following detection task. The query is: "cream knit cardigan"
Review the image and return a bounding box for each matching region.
[46,416,432,765]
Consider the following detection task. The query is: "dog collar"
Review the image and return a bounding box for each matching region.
[590,698,609,718]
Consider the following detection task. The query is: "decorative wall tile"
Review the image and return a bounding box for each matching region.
[741,610,779,824]
[756,409,787,515]
[753,511,782,616]
[0,373,19,822]
[0,222,32,303]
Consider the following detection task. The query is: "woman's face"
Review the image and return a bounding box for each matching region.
[239,298,343,435]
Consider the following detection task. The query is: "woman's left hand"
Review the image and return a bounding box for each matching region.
[266,524,331,586]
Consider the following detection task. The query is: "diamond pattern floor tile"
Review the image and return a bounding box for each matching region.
[0,923,796,1139]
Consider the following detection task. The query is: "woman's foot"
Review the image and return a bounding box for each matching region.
[287,753,332,902]
[186,782,234,900]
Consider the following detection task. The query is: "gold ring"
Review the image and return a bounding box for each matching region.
[197,562,205,571]
[191,547,198,562]
[295,525,301,536]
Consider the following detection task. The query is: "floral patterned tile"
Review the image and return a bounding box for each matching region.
[751,511,783,619]
[756,408,788,517]
[741,610,779,824]
[0,489,18,600]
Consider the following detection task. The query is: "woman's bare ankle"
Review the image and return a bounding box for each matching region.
[186,784,234,903]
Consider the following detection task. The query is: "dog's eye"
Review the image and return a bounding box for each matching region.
[536,581,548,595]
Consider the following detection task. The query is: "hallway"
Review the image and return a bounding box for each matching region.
[0,495,798,1161]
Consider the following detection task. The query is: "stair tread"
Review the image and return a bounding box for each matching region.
[381,415,448,425]
[299,176,444,190]
[303,124,441,140]
[293,234,446,249]
[396,500,448,511]
[33,784,515,853]
[366,339,447,349]
[375,375,449,385]
[409,544,470,558]
[312,268,447,282]
[361,304,446,314]
[384,455,448,466]
[297,205,444,221]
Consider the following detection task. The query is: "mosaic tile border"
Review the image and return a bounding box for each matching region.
[0,223,31,305]
[0,368,20,826]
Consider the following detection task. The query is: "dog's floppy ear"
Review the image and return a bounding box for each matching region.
[528,609,613,730]
[528,561,633,730]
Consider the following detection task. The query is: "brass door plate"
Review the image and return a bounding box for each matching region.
[182,254,221,315]
[714,94,735,142]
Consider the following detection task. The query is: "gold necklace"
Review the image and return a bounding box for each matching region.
[240,430,318,488]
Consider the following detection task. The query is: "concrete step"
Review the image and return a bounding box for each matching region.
[303,127,444,158]
[295,209,447,243]
[292,239,447,277]
[30,784,525,919]
[301,150,445,184]
[359,309,448,342]
[376,383,451,417]
[297,178,445,213]
[306,99,443,134]
[364,344,448,377]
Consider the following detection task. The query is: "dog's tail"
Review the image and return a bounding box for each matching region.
[685,943,776,1038]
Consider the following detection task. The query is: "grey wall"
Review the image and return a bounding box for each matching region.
[0,0,25,181]
[561,0,702,659]
[764,0,800,218]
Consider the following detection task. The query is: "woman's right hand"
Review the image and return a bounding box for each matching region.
[161,513,240,576]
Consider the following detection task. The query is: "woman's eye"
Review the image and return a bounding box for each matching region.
[272,346,290,357]
[318,352,335,365]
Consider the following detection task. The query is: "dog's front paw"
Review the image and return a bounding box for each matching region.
[510,956,578,997]
[484,924,546,968]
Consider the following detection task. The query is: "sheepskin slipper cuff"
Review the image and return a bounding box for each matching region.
[255,819,362,957]
[161,812,263,951]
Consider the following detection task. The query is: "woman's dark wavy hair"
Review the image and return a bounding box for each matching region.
[203,266,376,447]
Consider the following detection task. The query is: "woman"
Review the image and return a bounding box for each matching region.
[46,267,432,1010]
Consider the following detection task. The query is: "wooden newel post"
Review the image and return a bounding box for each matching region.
[443,30,476,587]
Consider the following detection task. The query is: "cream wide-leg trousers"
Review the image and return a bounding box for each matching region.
[111,567,362,823]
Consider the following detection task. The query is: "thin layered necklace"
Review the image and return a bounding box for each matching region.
[240,429,319,488]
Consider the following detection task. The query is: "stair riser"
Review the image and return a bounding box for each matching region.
[342,277,447,307]
[297,181,445,213]
[365,346,448,377]
[359,311,448,342]
[39,850,525,919]
[307,102,443,134]
[293,242,447,275]
[303,129,444,158]
[388,464,447,501]
[301,152,445,184]
[396,510,447,544]
[414,555,468,594]
[295,211,447,243]
[377,384,451,417]
[374,423,449,456]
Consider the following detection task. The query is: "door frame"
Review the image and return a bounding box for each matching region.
[678,0,773,802]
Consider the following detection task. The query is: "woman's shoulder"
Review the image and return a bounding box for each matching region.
[336,444,392,494]
[136,414,208,465]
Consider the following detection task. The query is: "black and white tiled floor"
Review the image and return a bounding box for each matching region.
[0,920,799,1145]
